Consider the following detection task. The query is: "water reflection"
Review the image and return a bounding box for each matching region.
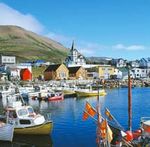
[0,134,53,147]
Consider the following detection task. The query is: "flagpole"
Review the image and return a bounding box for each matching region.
[106,118,111,147]
[105,108,124,130]
[128,64,132,132]
[96,81,103,147]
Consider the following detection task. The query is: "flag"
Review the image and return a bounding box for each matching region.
[82,101,97,121]
[99,119,107,139]
[85,101,96,117]
[99,119,113,143]
[106,123,113,143]
[105,108,113,121]
[82,111,89,120]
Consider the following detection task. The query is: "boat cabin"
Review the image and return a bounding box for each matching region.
[6,103,45,127]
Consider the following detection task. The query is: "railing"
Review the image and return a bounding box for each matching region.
[44,113,52,121]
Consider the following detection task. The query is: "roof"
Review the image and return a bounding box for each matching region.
[45,64,61,72]
[68,66,82,74]
[118,67,128,72]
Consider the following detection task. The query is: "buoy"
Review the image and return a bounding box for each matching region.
[126,131,133,141]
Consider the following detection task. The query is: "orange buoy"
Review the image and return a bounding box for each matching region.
[126,131,133,141]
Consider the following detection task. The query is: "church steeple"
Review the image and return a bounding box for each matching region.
[71,40,74,51]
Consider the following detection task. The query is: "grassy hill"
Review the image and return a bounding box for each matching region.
[0,25,69,63]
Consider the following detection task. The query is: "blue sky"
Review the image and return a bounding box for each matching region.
[0,0,150,60]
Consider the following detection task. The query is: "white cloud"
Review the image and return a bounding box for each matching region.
[112,44,145,51]
[0,3,44,34]
[76,42,106,56]
[46,32,74,46]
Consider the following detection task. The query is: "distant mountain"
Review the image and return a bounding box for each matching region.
[86,57,112,64]
[0,25,69,63]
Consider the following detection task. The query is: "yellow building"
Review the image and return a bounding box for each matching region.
[98,65,115,79]
[68,66,87,80]
[44,64,69,80]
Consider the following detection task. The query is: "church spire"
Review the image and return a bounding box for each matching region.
[71,40,74,51]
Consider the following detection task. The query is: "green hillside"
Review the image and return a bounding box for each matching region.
[0,25,69,63]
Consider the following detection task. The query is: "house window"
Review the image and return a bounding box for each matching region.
[3,58,6,61]
[59,72,66,79]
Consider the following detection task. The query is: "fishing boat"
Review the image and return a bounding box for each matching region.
[5,101,53,135]
[0,122,14,142]
[63,89,76,95]
[48,92,64,102]
[75,89,106,97]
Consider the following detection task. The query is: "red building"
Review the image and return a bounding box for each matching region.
[20,68,32,81]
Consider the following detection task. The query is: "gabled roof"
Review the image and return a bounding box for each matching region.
[45,64,61,72]
[68,66,82,74]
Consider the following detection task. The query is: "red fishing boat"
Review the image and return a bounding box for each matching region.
[48,93,64,102]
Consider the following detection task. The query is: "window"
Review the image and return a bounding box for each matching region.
[3,58,6,61]
[18,109,28,116]
[28,107,34,114]
[20,119,31,124]
[59,72,66,78]
[108,68,112,70]
[9,111,17,118]
[11,58,14,61]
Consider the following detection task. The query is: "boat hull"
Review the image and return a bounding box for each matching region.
[76,90,107,97]
[0,123,14,142]
[14,121,53,135]
[63,90,76,95]
[48,95,64,102]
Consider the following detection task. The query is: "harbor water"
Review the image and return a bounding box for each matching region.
[0,87,150,147]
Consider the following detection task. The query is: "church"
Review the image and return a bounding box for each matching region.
[65,41,86,67]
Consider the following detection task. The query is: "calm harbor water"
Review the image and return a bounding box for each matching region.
[0,87,150,147]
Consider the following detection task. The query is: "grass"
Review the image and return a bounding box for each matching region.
[0,25,69,63]
[32,66,47,79]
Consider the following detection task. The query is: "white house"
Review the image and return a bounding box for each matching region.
[139,58,150,68]
[114,68,122,79]
[65,41,86,67]
[0,55,16,65]
[111,58,127,68]
[131,68,147,79]
[129,60,140,68]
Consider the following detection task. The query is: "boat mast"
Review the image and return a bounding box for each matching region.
[128,65,132,131]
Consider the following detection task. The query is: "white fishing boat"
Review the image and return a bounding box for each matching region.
[1,94,53,135]
[0,121,14,142]
[4,100,53,135]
